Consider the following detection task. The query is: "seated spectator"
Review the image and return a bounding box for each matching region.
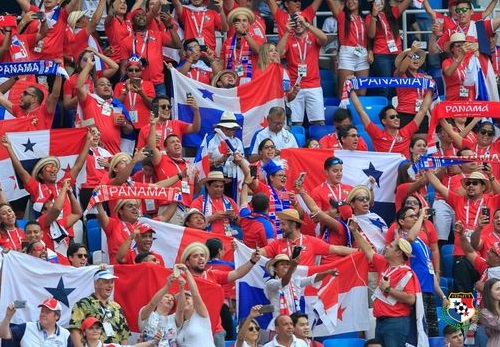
[0,203,25,252]
[178,38,222,84]
[115,222,165,265]
[138,274,177,344]
[263,314,308,347]
[319,108,368,150]
[249,107,298,162]
[290,312,323,347]
[304,139,320,148]
[135,252,163,264]
[0,298,72,346]
[235,305,263,347]
[277,14,326,126]
[183,208,207,230]
[442,325,464,347]
[250,138,281,183]
[212,70,238,88]
[114,55,155,131]
[67,243,89,268]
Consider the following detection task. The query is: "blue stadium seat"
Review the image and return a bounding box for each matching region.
[442,254,454,278]
[86,219,102,254]
[324,97,340,106]
[322,79,336,97]
[224,341,235,347]
[429,336,445,347]
[441,244,454,257]
[357,96,389,106]
[324,106,339,125]
[17,219,29,232]
[348,104,385,127]
[358,131,373,151]
[436,306,446,337]
[309,125,335,141]
[320,69,335,81]
[290,126,306,148]
[323,338,365,347]
[435,285,450,307]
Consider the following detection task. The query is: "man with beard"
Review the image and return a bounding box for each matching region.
[69,270,130,347]
[180,241,260,347]
[0,79,62,130]
[121,8,181,96]
[115,222,165,265]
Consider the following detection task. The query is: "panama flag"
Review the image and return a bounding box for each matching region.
[235,242,370,336]
[0,128,87,201]
[0,251,224,335]
[170,64,285,148]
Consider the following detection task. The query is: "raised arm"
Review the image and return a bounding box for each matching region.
[0,304,15,339]
[111,149,147,186]
[182,264,210,318]
[66,185,83,227]
[406,209,425,242]
[140,274,176,321]
[185,95,201,134]
[236,306,263,347]
[40,179,70,228]
[227,248,260,282]
[172,0,184,17]
[483,0,499,18]
[299,15,327,46]
[115,230,138,264]
[424,170,449,200]
[439,118,464,149]
[422,0,437,20]
[456,221,478,264]
[46,74,63,116]
[350,220,374,261]
[174,275,187,326]
[276,23,291,55]
[1,135,30,184]
[15,0,31,13]
[296,182,340,232]
[76,58,93,101]
[266,0,279,16]
[470,215,489,252]
[326,0,343,18]
[95,202,110,229]
[349,88,371,128]
[86,0,106,35]
[69,130,92,179]
[412,89,432,129]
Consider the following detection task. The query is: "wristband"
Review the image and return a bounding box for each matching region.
[384,286,391,294]
[249,259,257,265]
[177,173,182,180]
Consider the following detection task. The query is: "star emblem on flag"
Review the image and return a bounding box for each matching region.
[362,162,383,187]
[337,305,346,321]
[44,277,75,307]
[9,176,18,190]
[62,163,72,174]
[199,88,214,101]
[22,138,36,152]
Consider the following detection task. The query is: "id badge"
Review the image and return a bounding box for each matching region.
[102,321,115,337]
[95,156,105,170]
[415,99,423,112]
[224,224,233,237]
[129,110,138,123]
[459,86,469,98]
[235,64,244,77]
[34,41,43,53]
[181,180,190,194]
[387,39,398,53]
[428,260,435,275]
[353,46,363,57]
[298,64,307,77]
[102,104,112,116]
[198,37,205,46]
[145,198,155,211]
[465,229,474,242]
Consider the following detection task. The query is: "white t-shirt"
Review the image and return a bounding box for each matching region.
[176,312,215,347]
[250,128,298,154]
[138,309,177,347]
[263,335,308,347]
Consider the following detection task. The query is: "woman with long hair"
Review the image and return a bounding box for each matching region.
[480,278,500,346]
[0,203,25,252]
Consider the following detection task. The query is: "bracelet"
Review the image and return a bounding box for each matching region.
[384,286,391,294]
[166,24,174,29]
[310,210,320,218]
[177,173,183,180]
[442,295,447,300]
[249,259,257,265]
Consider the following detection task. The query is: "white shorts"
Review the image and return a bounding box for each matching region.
[289,87,325,123]
[338,45,370,72]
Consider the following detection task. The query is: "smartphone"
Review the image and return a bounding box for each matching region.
[21,241,30,250]
[32,12,44,20]
[14,300,26,309]
[152,103,160,117]
[173,266,180,278]
[482,206,490,223]
[259,304,275,313]
[161,4,170,13]
[250,165,258,178]
[143,148,153,158]
[383,276,389,281]
[294,74,303,86]
[199,45,208,52]
[291,245,302,259]
[290,13,298,26]
[426,208,435,217]
[131,78,141,88]
[186,92,192,99]
[297,172,306,184]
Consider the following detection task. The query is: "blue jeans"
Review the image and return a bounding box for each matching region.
[368,54,396,99]
[375,316,411,347]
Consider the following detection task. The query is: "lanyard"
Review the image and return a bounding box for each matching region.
[295,35,308,63]
[388,130,400,153]
[127,87,138,110]
[132,31,149,56]
[286,235,303,256]
[379,13,394,42]
[475,144,491,157]
[325,182,343,201]
[231,36,246,64]
[5,229,23,251]
[415,237,431,262]
[187,68,200,81]
[171,158,184,174]
[382,264,406,278]
[191,10,206,39]
[351,14,365,46]
[465,198,484,229]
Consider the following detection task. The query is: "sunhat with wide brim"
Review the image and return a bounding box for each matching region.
[276,209,303,224]
[265,254,290,276]
[227,7,255,24]
[199,170,231,185]
[395,48,426,69]
[460,171,491,194]
[32,156,60,180]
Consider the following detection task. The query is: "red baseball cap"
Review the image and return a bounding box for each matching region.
[38,298,62,311]
[81,317,102,331]
[137,222,155,234]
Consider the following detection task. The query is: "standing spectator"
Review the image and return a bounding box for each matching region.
[172,0,228,53]
[277,15,326,126]
[0,298,72,347]
[115,222,165,265]
[177,38,222,84]
[266,0,322,38]
[131,158,159,217]
[263,314,307,347]
[69,269,130,347]
[249,107,298,161]
[0,203,25,252]
[66,243,89,268]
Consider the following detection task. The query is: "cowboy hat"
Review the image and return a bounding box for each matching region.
[276,209,303,224]
[199,170,231,185]
[227,7,255,24]
[265,254,290,276]
[32,156,60,180]
[395,48,426,69]
[461,171,491,194]
[215,111,241,129]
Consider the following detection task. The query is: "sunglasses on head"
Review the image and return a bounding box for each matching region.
[326,158,343,166]
[354,196,370,202]
[454,6,469,13]
[480,129,494,137]
[464,180,481,186]
[248,326,260,332]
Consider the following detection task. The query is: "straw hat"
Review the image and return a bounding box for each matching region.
[199,170,231,184]
[215,111,241,129]
[32,156,60,180]
[460,171,491,194]
[276,209,303,224]
[180,242,209,264]
[398,238,414,258]
[395,48,426,69]
[265,254,290,276]
[445,32,467,52]
[113,199,140,213]
[183,208,206,226]
[109,152,132,177]
[211,70,238,87]
[227,7,255,24]
[68,10,89,28]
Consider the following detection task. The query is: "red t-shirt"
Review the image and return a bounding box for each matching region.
[394,183,428,211]
[79,93,122,154]
[365,8,401,54]
[262,234,331,266]
[131,170,159,215]
[372,254,418,317]
[318,133,368,151]
[63,74,95,110]
[337,11,367,47]
[385,220,438,247]
[124,249,165,265]
[241,213,276,248]
[154,155,193,206]
[113,80,155,129]
[447,191,500,256]
[0,33,37,62]
[103,217,141,265]
[366,121,418,158]
[395,72,431,115]
[104,16,132,63]
[0,227,24,251]
[83,147,113,189]
[437,12,486,37]
[179,7,222,51]
[183,64,212,84]
[190,195,239,235]
[478,226,500,259]
[274,7,315,38]
[310,182,353,212]
[442,57,476,101]
[284,31,321,88]
[12,104,53,130]
[121,30,173,84]
[220,33,265,79]
[462,139,500,179]
[137,120,191,150]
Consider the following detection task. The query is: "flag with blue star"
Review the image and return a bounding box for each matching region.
[0,251,97,327]
[170,65,285,149]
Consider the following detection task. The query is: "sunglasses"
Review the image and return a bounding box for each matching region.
[159,104,172,110]
[387,114,400,120]
[408,54,420,60]
[464,180,481,186]
[248,326,260,332]
[354,196,370,202]
[128,68,141,72]
[454,6,470,13]
[75,253,88,259]
[264,145,276,150]
[326,158,343,166]
[405,200,420,206]
[22,90,35,97]
[480,129,494,137]
[43,165,58,173]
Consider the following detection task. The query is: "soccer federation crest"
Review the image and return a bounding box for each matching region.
[446,292,477,324]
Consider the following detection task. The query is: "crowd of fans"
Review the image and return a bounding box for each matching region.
[0,0,500,346]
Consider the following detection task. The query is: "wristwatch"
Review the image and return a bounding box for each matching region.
[384,286,391,294]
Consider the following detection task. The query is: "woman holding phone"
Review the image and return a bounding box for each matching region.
[235,305,264,347]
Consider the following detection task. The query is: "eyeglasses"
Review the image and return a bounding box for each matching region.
[408,54,420,60]
[75,253,88,259]
[405,200,420,206]
[127,68,141,72]
[455,6,470,13]
[326,158,343,166]
[248,326,260,332]
[264,145,276,150]
[480,129,494,137]
[387,114,400,120]
[159,104,172,110]
[22,90,35,97]
[354,196,370,202]
[464,180,481,186]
